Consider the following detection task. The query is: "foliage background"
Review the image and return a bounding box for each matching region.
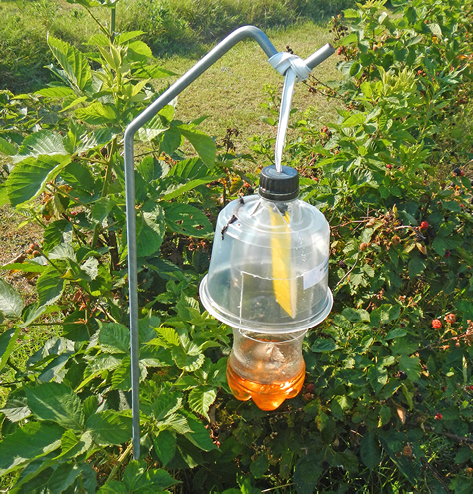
[0,0,473,493]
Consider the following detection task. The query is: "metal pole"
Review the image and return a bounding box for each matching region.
[124,25,334,460]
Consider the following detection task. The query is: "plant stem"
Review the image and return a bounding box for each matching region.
[106,442,133,483]
[110,5,116,42]
[334,248,361,289]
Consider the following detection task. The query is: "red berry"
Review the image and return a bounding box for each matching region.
[305,383,315,394]
[431,319,442,329]
[336,47,343,55]
[470,386,473,390]
[445,313,456,324]
[442,386,447,392]
[435,413,443,420]
[420,221,429,230]
[386,164,392,169]
[444,249,451,258]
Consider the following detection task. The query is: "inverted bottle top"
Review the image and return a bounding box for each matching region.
[259,165,299,201]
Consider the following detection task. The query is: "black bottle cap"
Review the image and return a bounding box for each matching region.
[258,165,299,201]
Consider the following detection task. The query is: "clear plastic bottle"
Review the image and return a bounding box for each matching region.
[226,328,306,411]
[199,165,332,410]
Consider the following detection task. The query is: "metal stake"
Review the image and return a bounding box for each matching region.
[123,25,334,459]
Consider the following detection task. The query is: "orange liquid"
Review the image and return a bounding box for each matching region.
[227,359,305,411]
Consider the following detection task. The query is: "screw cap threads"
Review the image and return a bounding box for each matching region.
[259,165,299,201]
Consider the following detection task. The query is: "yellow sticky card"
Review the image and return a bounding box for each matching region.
[269,207,296,318]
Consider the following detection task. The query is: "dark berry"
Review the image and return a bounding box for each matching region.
[415,393,423,403]
[338,260,347,269]
[460,189,465,195]
[453,167,461,176]
[305,383,315,394]
[398,371,408,380]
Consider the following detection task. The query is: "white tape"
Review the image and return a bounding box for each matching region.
[303,259,329,290]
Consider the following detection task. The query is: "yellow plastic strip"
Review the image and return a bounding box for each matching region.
[269,207,295,318]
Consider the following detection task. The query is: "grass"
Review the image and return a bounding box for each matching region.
[158,21,341,149]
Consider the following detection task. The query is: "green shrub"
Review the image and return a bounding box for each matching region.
[0,0,473,493]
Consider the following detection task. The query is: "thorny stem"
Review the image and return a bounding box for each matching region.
[262,483,294,493]
[410,331,472,356]
[105,442,133,483]
[334,249,361,289]
[83,5,110,39]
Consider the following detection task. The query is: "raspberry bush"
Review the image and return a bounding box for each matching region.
[0,0,473,493]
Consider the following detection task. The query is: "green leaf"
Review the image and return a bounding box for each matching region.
[360,432,381,470]
[26,383,84,431]
[13,130,67,163]
[47,35,91,91]
[35,86,75,98]
[428,23,442,38]
[0,279,24,318]
[135,204,166,258]
[177,125,216,168]
[153,430,176,466]
[0,422,64,477]
[311,338,339,352]
[162,176,221,201]
[385,328,407,340]
[75,102,117,125]
[370,304,401,327]
[188,386,217,421]
[454,447,472,464]
[111,356,147,391]
[0,136,17,155]
[85,410,132,446]
[151,391,183,421]
[398,355,421,381]
[80,257,99,280]
[83,353,123,378]
[36,267,65,306]
[154,327,180,347]
[171,347,205,372]
[183,412,217,452]
[56,430,92,459]
[294,454,323,493]
[2,262,48,273]
[98,481,126,494]
[360,81,373,98]
[137,156,169,183]
[119,460,179,493]
[342,112,366,127]
[132,64,176,79]
[0,184,8,208]
[6,154,72,207]
[47,462,88,493]
[0,393,31,422]
[342,307,370,322]
[163,203,213,238]
[99,322,130,353]
[0,328,21,372]
[49,243,76,261]
[408,256,427,278]
[115,30,146,44]
[250,452,269,479]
